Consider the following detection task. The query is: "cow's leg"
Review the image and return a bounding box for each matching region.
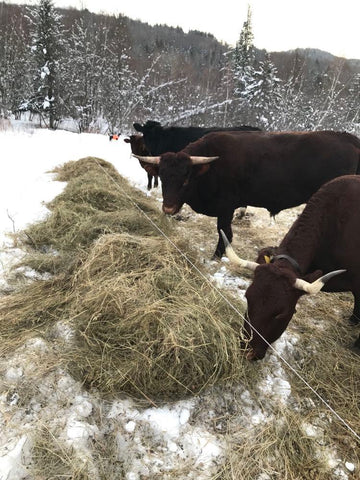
[154,176,159,188]
[214,209,235,259]
[147,173,152,190]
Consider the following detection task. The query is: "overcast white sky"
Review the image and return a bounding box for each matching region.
[6,0,360,59]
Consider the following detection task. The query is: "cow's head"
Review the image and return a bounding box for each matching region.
[132,152,218,215]
[220,231,345,360]
[133,120,161,134]
[133,121,162,154]
[124,135,149,156]
[125,135,160,178]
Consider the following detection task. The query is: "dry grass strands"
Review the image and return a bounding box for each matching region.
[0,276,73,355]
[219,407,330,480]
[288,293,360,462]
[50,156,121,182]
[32,427,92,480]
[21,173,170,255]
[67,233,247,400]
[1,156,248,401]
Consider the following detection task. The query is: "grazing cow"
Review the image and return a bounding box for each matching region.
[220,175,360,360]
[124,135,159,190]
[133,120,261,155]
[133,130,360,258]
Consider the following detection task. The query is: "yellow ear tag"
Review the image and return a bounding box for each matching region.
[264,255,271,264]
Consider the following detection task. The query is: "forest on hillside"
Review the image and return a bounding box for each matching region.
[0,0,359,134]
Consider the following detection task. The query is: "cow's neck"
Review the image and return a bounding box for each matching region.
[278,201,328,274]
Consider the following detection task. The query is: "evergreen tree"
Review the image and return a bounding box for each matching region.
[232,5,255,98]
[230,5,257,123]
[29,0,64,129]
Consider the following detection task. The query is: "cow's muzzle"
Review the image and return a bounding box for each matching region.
[162,205,179,215]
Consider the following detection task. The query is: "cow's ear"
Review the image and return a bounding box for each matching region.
[195,164,211,176]
[302,269,323,283]
[133,123,143,132]
[256,247,278,264]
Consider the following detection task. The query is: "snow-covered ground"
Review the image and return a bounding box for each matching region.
[0,123,356,479]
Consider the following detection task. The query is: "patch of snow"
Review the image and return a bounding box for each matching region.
[345,462,355,472]
[0,435,30,480]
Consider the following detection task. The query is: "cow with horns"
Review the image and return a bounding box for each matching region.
[133,130,360,258]
[220,175,360,360]
[124,135,159,190]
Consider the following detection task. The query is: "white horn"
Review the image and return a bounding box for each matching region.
[294,269,346,294]
[132,154,160,164]
[189,156,219,165]
[220,230,259,271]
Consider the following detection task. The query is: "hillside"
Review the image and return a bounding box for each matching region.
[0,2,359,133]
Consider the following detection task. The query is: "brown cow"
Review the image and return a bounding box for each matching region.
[124,135,159,190]
[220,175,360,360]
[134,130,360,257]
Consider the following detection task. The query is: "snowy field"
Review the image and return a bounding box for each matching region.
[0,123,358,479]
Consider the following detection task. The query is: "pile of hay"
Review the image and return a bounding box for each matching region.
[0,156,247,401]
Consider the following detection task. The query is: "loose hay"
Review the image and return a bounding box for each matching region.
[0,156,247,402]
[67,233,246,399]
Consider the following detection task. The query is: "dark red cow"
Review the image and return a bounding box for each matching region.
[221,175,360,360]
[124,135,159,190]
[133,130,360,257]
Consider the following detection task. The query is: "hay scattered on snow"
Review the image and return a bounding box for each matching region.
[0,156,247,402]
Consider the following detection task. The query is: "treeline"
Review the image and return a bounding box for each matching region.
[0,1,359,134]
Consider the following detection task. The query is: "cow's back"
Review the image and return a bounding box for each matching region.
[279,175,360,290]
[313,175,360,258]
[183,130,360,215]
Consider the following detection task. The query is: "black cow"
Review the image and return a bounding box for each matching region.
[220,175,360,360]
[124,135,159,190]
[133,130,360,258]
[133,120,261,155]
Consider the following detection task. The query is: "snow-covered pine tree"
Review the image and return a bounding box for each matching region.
[231,5,256,123]
[29,0,64,129]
